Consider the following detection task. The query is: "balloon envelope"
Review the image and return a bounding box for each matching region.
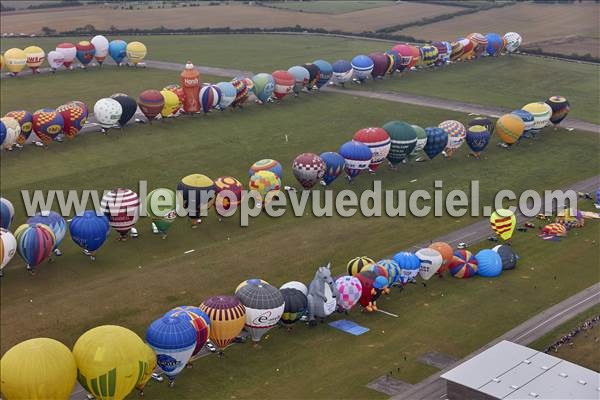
[335,275,362,311]
[94,98,122,128]
[235,282,285,342]
[109,40,127,64]
[164,306,210,356]
[27,211,66,249]
[126,41,147,65]
[56,102,86,138]
[415,247,443,280]
[352,127,391,171]
[111,94,138,126]
[313,59,332,88]
[199,295,246,351]
[493,244,518,270]
[338,140,372,178]
[1,228,17,270]
[0,197,15,230]
[490,209,516,241]
[475,249,503,277]
[91,35,109,63]
[383,121,417,165]
[449,249,478,278]
[14,223,55,267]
[319,152,345,186]
[69,210,110,252]
[292,153,325,189]
[423,127,448,159]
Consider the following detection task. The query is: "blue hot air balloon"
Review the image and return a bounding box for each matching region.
[200,85,222,113]
[475,249,503,277]
[313,59,332,89]
[466,125,491,157]
[319,152,345,186]
[331,60,353,85]
[146,315,197,386]
[108,40,127,65]
[69,211,110,257]
[423,127,448,160]
[0,120,6,145]
[393,252,421,284]
[351,55,374,82]
[164,306,210,357]
[27,211,67,252]
[0,197,15,230]
[215,82,236,109]
[511,109,535,136]
[287,65,310,95]
[485,33,504,56]
[338,141,372,180]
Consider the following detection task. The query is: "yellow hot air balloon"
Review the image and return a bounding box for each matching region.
[4,48,27,75]
[126,41,147,66]
[134,344,157,395]
[495,113,524,145]
[73,325,146,400]
[1,53,4,71]
[522,102,552,130]
[159,89,180,117]
[0,338,77,400]
[490,208,516,241]
[24,45,45,73]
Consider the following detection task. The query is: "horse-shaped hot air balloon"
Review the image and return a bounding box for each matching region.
[307,263,338,326]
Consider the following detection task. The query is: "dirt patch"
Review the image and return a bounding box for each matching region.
[524,36,600,59]
[367,375,413,396]
[417,352,458,369]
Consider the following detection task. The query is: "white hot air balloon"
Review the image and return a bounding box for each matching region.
[1,117,21,150]
[93,98,123,129]
[504,32,522,53]
[55,43,76,69]
[90,35,109,65]
[235,281,285,343]
[47,50,64,71]
[1,228,17,275]
[415,247,443,280]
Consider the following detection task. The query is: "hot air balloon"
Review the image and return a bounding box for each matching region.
[160,89,181,117]
[280,288,308,325]
[423,127,448,159]
[69,210,110,259]
[368,52,388,79]
[438,120,466,157]
[430,41,450,64]
[292,153,325,189]
[215,82,236,109]
[93,98,123,129]
[14,223,55,273]
[475,249,503,277]
[503,32,522,53]
[319,151,345,186]
[465,125,490,158]
[135,344,157,396]
[449,249,478,278]
[429,241,453,276]
[351,55,374,82]
[177,174,215,222]
[280,281,308,296]
[449,41,464,62]
[146,188,177,237]
[391,43,418,71]
[90,35,109,65]
[490,209,516,241]
[353,127,391,172]
[393,251,421,284]
[55,43,76,68]
[232,77,252,108]
[383,121,417,166]
[419,45,439,67]
[410,124,427,157]
[356,271,387,312]
[32,108,64,146]
[235,278,270,293]
[180,61,201,113]
[109,39,127,65]
[55,103,86,139]
[1,116,20,150]
[541,223,568,237]
[302,63,320,90]
[458,37,474,61]
[365,263,389,285]
[1,338,77,400]
[271,70,295,100]
[287,65,309,95]
[0,228,17,275]
[249,159,283,179]
[384,50,400,74]
[0,197,14,230]
[24,46,45,74]
[138,90,164,122]
[101,188,140,240]
[468,117,494,136]
[312,59,332,89]
[199,84,222,113]
[511,109,535,137]
[492,244,518,270]
[110,94,138,126]
[4,48,27,75]
[214,176,243,217]
[46,50,64,71]
[338,140,372,180]
[70,100,88,121]
[0,120,5,145]
[522,102,552,130]
[126,41,147,66]
[485,33,504,56]
[545,96,570,127]
[249,171,281,206]
[199,295,246,353]
[235,281,284,343]
[74,325,145,400]
[0,53,3,71]
[5,110,32,146]
[331,60,353,86]
[347,256,374,276]
[335,275,362,311]
[75,41,95,68]
[496,114,524,145]
[165,306,210,357]
[251,73,275,104]
[377,259,401,287]
[467,33,488,58]
[415,247,443,280]
[27,211,66,255]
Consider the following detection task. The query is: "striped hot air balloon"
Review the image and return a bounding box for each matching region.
[449,249,478,278]
[199,296,246,353]
[490,209,516,241]
[249,159,283,179]
[347,256,374,276]
[101,188,140,239]
[13,223,55,272]
[27,211,66,252]
[200,85,222,113]
[377,259,401,286]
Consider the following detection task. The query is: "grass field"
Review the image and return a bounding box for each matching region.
[530,305,600,372]
[0,2,459,34]
[260,0,397,14]
[398,2,599,57]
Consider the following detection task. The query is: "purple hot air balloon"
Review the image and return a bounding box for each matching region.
[368,52,389,79]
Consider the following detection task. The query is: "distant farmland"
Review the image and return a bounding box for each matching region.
[0,2,459,35]
[398,2,599,57]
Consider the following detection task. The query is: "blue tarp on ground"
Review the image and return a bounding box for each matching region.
[329,319,369,336]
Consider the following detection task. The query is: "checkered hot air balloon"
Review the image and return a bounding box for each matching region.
[490,209,516,241]
[449,249,478,278]
[423,127,448,160]
[56,102,86,138]
[335,275,362,311]
[292,153,325,189]
[199,295,246,353]
[347,256,374,276]
[32,108,64,146]
[438,120,466,157]
[352,127,391,172]
[5,110,33,145]
[101,188,140,239]
[319,152,345,186]
[164,306,210,357]
[338,140,372,180]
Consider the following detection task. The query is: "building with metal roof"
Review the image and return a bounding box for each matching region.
[440,340,599,399]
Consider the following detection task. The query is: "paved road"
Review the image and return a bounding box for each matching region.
[392,282,600,400]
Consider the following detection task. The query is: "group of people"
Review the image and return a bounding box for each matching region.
[542,314,599,354]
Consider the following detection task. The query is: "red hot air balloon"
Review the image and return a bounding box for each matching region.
[352,127,391,172]
[138,90,164,122]
[55,102,86,139]
[32,109,64,146]
[100,188,140,240]
[292,153,325,189]
[368,52,389,79]
[271,70,295,100]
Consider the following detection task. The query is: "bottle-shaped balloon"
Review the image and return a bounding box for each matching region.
[180,61,201,113]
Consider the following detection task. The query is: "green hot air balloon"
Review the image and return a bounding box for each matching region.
[146,188,177,238]
[410,124,427,157]
[383,121,417,166]
[252,73,275,104]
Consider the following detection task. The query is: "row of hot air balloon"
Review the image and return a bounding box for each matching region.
[1,35,147,76]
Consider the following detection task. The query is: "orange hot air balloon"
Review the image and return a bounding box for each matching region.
[496,114,524,145]
[428,242,453,275]
[490,209,516,241]
[199,295,245,354]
